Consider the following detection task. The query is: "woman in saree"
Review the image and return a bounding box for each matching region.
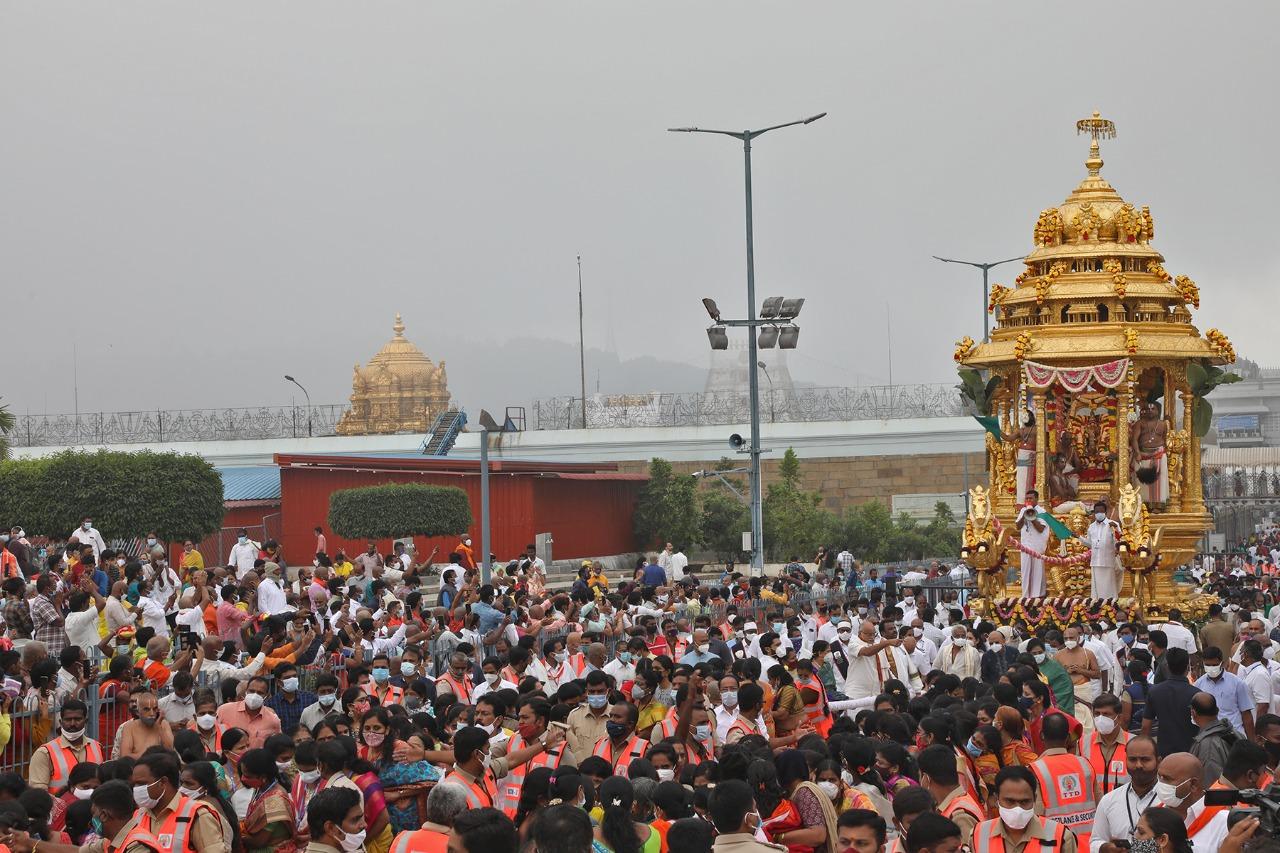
[346,735,395,853]
[237,748,297,853]
[358,708,440,833]
[758,750,840,853]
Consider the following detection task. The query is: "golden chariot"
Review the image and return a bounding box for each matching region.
[954,113,1235,627]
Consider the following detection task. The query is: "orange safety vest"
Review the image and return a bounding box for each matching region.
[971,817,1068,853]
[941,790,986,828]
[501,733,567,818]
[141,659,170,691]
[38,738,104,793]
[1032,752,1097,849]
[389,828,450,853]
[138,795,218,853]
[726,717,760,742]
[653,709,679,741]
[795,673,832,737]
[565,652,587,676]
[0,550,18,579]
[592,733,648,773]
[500,665,521,685]
[115,823,167,853]
[374,683,404,707]
[443,766,500,809]
[1080,729,1131,796]
[437,673,473,703]
[197,724,226,756]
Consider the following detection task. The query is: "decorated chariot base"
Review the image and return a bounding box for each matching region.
[953,112,1235,624]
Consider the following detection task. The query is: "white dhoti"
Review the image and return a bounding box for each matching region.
[1073,680,1098,733]
[1016,448,1035,500]
[1091,562,1119,598]
[1135,448,1167,504]
[1018,519,1051,599]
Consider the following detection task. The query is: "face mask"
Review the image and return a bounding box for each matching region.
[197,713,217,730]
[999,805,1035,830]
[988,642,1004,654]
[1094,715,1117,735]
[116,558,126,567]
[276,760,293,773]
[1129,838,1159,853]
[815,780,840,800]
[631,686,647,701]
[338,829,367,853]
[1154,778,1190,807]
[317,693,337,708]
[1033,653,1046,665]
[372,667,390,683]
[857,607,868,616]
[618,652,632,664]
[282,677,300,693]
[147,538,157,547]
[133,781,161,810]
[485,673,500,686]
[363,730,386,747]
[954,637,968,648]
[605,721,629,740]
[722,690,739,709]
[239,536,247,544]
[1121,635,1135,646]
[1202,663,1225,679]
[400,662,417,677]
[91,817,104,836]
[656,767,675,783]
[1064,640,1079,650]
[62,726,84,741]
[300,769,322,784]
[746,631,758,641]
[1019,696,1035,712]
[694,724,710,741]
[1095,512,1107,522]
[244,693,265,711]
[141,716,159,727]
[83,522,92,530]
[772,622,785,634]
[697,643,710,654]
[555,651,568,663]
[73,786,94,800]
[587,694,608,710]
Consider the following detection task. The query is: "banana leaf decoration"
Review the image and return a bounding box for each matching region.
[957,368,1003,440]
[1186,361,1243,437]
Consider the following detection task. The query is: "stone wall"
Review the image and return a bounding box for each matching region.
[616,451,987,513]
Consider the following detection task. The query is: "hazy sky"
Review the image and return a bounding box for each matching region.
[3,3,1277,418]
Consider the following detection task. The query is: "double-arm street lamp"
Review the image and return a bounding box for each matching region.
[671,112,825,575]
[932,254,1024,342]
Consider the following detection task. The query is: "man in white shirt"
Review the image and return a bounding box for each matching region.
[843,618,902,700]
[1155,753,1226,853]
[658,544,674,582]
[227,530,259,581]
[1015,495,1052,597]
[196,635,268,685]
[257,564,289,615]
[65,585,107,657]
[72,517,107,561]
[1160,610,1199,655]
[158,672,198,727]
[669,546,688,583]
[937,625,981,680]
[1090,735,1159,853]
[1083,624,1115,694]
[1086,501,1122,598]
[104,581,135,636]
[472,659,518,701]
[1239,640,1275,717]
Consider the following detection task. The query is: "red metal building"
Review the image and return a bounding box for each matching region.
[273,454,646,564]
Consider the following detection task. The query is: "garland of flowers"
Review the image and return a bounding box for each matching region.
[988,596,1133,630]
[991,517,1092,566]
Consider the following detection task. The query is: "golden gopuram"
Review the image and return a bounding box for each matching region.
[335,314,452,435]
[955,112,1238,628]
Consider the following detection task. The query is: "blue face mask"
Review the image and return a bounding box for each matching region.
[618,652,632,664]
[965,738,983,759]
[372,667,390,683]
[772,623,785,635]
[91,817,104,837]
[1121,634,1135,646]
[1019,695,1035,712]
[694,724,711,741]
[587,693,608,709]
[605,721,629,740]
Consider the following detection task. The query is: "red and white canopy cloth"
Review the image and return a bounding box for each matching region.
[1023,358,1129,392]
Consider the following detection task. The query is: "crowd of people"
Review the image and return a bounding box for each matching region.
[0,519,1275,853]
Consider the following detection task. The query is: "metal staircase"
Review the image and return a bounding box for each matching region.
[420,410,467,456]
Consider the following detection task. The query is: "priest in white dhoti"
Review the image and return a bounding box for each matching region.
[1085,500,1122,598]
[1015,491,1051,598]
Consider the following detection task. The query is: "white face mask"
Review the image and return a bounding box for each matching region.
[73,787,94,800]
[656,768,675,783]
[243,693,265,711]
[1064,640,1079,650]
[1154,778,1190,808]
[817,781,840,800]
[1204,665,1223,679]
[988,642,1003,653]
[1093,715,1117,735]
[953,637,968,648]
[338,829,367,853]
[485,673,500,686]
[133,782,161,810]
[300,769,322,784]
[1095,512,1107,522]
[1033,653,1046,665]
[912,627,924,637]
[178,785,204,800]
[999,805,1035,830]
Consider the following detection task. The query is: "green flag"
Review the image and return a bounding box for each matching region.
[1039,511,1075,541]
[972,415,1002,441]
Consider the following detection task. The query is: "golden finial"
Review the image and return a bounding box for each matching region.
[1076,110,1115,177]
[393,313,405,337]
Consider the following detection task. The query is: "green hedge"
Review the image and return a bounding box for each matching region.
[327,482,473,540]
[0,449,224,541]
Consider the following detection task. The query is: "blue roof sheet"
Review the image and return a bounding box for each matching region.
[217,467,282,502]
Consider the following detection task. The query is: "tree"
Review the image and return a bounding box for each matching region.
[328,482,472,540]
[0,449,224,541]
[762,449,834,561]
[700,490,749,560]
[0,401,13,461]
[633,458,699,551]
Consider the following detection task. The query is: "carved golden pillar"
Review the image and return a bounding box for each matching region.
[1116,372,1133,503]
[1034,391,1048,498]
[1185,388,1203,509]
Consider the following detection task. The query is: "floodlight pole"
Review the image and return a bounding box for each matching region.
[670,113,825,576]
[480,426,491,585]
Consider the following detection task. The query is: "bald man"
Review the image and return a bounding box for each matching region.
[1155,753,1224,853]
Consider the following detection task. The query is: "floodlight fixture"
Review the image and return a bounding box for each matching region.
[707,326,729,350]
[759,297,784,319]
[757,326,779,349]
[778,325,800,349]
[778,298,805,320]
[702,298,722,322]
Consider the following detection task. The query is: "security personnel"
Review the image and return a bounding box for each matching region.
[435,653,475,704]
[443,725,564,809]
[971,766,1076,853]
[591,702,648,774]
[28,700,104,794]
[919,745,984,851]
[132,752,228,853]
[1030,713,1097,852]
[794,661,832,737]
[1081,694,1131,797]
[499,699,573,818]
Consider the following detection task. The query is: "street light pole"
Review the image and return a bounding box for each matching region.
[283,375,313,437]
[670,112,825,575]
[577,255,588,429]
[758,361,775,423]
[932,255,1024,342]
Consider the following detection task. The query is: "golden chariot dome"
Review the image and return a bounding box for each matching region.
[335,313,451,435]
